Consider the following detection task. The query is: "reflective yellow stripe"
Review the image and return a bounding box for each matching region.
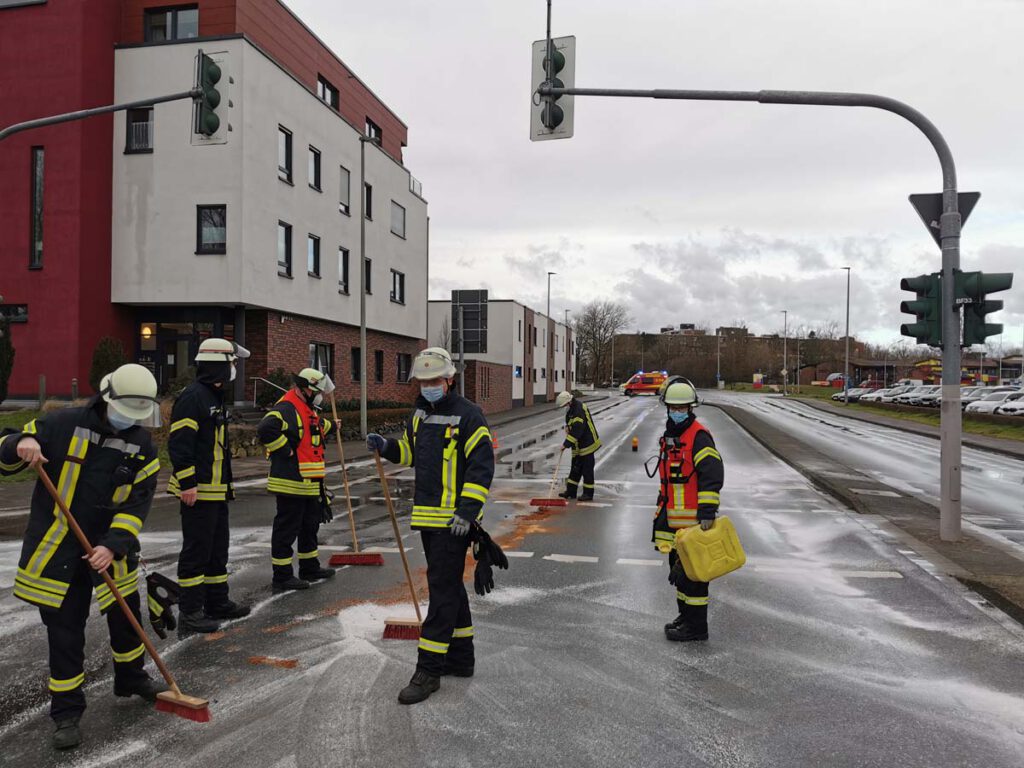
[148,595,164,616]
[272,556,293,566]
[298,461,326,479]
[111,484,132,505]
[461,482,488,504]
[464,426,491,456]
[14,582,65,608]
[110,513,143,537]
[267,477,320,496]
[398,438,412,467]
[112,643,146,663]
[693,447,721,466]
[452,626,474,639]
[0,434,26,471]
[678,593,709,606]
[179,575,205,588]
[49,673,85,693]
[23,419,39,435]
[15,569,70,594]
[204,574,228,584]
[212,424,225,490]
[135,458,160,483]
[28,446,87,575]
[175,466,196,480]
[417,637,449,654]
[266,435,288,452]
[297,550,319,560]
[170,418,199,433]
[697,491,720,505]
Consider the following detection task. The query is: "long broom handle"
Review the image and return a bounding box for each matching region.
[33,464,184,697]
[548,449,564,498]
[328,392,360,553]
[374,452,422,623]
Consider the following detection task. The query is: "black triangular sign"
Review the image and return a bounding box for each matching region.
[909,192,980,247]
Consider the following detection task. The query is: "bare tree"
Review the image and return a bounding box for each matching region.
[437,316,452,351]
[574,300,632,386]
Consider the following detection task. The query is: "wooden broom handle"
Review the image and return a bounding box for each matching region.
[374,453,422,623]
[548,449,565,498]
[328,392,360,553]
[33,463,184,696]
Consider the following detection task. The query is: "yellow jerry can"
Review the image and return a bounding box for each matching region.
[674,516,746,582]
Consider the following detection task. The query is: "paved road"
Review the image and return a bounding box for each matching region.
[1,397,1023,766]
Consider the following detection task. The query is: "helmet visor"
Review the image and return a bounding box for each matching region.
[106,390,163,428]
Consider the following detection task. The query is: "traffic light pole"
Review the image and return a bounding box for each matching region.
[539,83,964,541]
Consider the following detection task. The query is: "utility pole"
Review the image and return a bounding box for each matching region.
[843,266,852,404]
[358,135,379,438]
[547,271,556,321]
[781,310,788,396]
[716,331,721,385]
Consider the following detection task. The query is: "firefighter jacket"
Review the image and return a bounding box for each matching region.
[651,415,723,552]
[168,380,234,502]
[563,399,601,457]
[0,401,160,612]
[257,389,334,497]
[381,391,495,531]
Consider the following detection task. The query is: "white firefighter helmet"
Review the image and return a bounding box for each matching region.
[195,338,250,363]
[409,347,456,381]
[295,368,336,395]
[660,376,699,407]
[555,391,574,408]
[100,364,160,423]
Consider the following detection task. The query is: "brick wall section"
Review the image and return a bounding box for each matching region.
[464,361,512,416]
[244,309,423,403]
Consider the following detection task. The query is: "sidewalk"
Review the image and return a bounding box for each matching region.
[792,396,1024,460]
[714,401,1024,624]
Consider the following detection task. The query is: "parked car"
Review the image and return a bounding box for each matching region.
[996,397,1024,416]
[965,390,1024,415]
[961,385,1019,410]
[894,385,942,406]
[859,388,895,403]
[831,387,867,402]
[879,385,919,403]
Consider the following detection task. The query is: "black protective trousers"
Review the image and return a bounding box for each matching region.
[41,561,149,723]
[177,500,231,614]
[668,549,709,626]
[416,531,474,676]
[565,453,596,498]
[271,495,322,581]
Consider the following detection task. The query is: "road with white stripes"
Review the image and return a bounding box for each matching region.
[1,395,1023,766]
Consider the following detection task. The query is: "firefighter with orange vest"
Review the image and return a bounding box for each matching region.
[651,377,723,642]
[257,368,337,591]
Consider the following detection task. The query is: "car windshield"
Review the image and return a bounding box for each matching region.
[982,392,1009,401]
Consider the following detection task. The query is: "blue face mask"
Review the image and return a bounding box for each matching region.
[668,410,689,424]
[107,409,137,432]
[421,385,445,403]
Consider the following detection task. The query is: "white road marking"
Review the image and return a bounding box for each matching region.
[616,558,662,567]
[543,554,600,563]
[577,502,613,508]
[362,546,413,554]
[492,500,517,505]
[0,509,29,519]
[850,488,901,498]
[504,551,535,558]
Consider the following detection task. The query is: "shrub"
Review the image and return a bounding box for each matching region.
[165,366,196,397]
[88,337,128,393]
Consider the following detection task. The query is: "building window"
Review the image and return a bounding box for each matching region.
[338,247,350,294]
[390,201,406,238]
[29,147,43,269]
[125,107,154,153]
[514,366,523,379]
[196,205,226,255]
[350,347,361,382]
[533,326,538,346]
[374,350,384,383]
[363,183,373,220]
[277,221,292,277]
[541,368,546,380]
[308,146,321,191]
[278,126,293,183]
[339,166,350,215]
[518,320,522,342]
[307,234,320,277]
[365,117,382,144]
[390,269,405,304]
[317,75,339,110]
[363,257,372,294]
[397,353,412,383]
[309,342,334,378]
[144,6,199,42]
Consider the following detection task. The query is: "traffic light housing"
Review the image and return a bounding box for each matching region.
[956,270,1013,346]
[900,273,942,347]
[195,50,222,137]
[530,35,575,141]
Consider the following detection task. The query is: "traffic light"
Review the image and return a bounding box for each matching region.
[530,35,575,141]
[900,273,942,347]
[195,50,222,137]
[956,270,1013,346]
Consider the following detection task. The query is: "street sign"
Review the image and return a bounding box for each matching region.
[908,192,980,248]
[531,36,575,141]
[780,369,788,377]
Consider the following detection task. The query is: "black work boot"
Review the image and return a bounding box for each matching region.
[52,717,81,750]
[665,604,708,642]
[298,566,336,582]
[663,614,686,632]
[557,489,576,500]
[440,664,475,678]
[205,600,251,620]
[398,670,441,705]
[272,576,310,592]
[114,676,169,701]
[178,611,221,636]
[579,492,594,501]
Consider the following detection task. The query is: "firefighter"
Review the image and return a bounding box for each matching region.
[257,368,337,591]
[366,347,495,705]
[168,338,251,635]
[651,377,723,642]
[0,364,166,750]
[556,390,601,500]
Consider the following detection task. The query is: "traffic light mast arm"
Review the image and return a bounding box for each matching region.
[0,88,203,143]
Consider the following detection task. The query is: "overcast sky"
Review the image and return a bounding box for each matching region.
[288,0,1024,349]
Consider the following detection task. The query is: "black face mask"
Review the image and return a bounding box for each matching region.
[197,361,232,388]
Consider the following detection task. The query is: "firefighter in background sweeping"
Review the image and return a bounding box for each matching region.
[556,390,601,500]
[366,347,495,705]
[169,339,251,636]
[650,377,723,642]
[257,368,338,591]
[0,364,166,750]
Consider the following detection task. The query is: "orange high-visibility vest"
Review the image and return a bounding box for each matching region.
[281,389,326,479]
[658,418,709,530]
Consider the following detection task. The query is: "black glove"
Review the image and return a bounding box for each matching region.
[319,485,335,524]
[668,561,685,586]
[474,560,495,596]
[472,526,509,570]
[146,572,180,639]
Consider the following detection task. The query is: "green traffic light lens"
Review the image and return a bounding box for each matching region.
[542,102,564,129]
[543,48,566,74]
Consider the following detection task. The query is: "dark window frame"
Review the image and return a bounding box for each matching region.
[316,75,339,110]
[390,269,405,305]
[350,347,362,383]
[363,182,373,220]
[307,233,321,277]
[278,125,293,184]
[143,5,199,43]
[338,247,350,294]
[365,117,382,144]
[390,200,406,239]
[339,165,351,215]
[308,341,334,379]
[308,145,321,191]
[364,257,372,295]
[396,353,412,383]
[29,146,43,270]
[277,220,293,277]
[374,349,384,384]
[195,204,227,255]
[125,107,154,154]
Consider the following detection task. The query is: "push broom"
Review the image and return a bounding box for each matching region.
[326,392,384,567]
[34,464,211,723]
[374,453,422,640]
[530,449,568,509]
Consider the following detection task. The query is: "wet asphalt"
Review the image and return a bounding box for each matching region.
[1,396,1023,767]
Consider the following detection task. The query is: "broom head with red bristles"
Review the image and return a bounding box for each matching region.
[383,618,421,640]
[529,497,567,508]
[329,552,385,566]
[155,690,212,722]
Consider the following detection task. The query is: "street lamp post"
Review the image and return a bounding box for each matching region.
[546,272,556,321]
[781,311,788,396]
[358,134,380,438]
[639,332,646,372]
[716,331,721,385]
[842,266,851,405]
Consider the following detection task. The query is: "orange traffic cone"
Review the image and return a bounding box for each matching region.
[631,436,639,452]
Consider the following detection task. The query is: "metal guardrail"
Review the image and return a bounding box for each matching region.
[251,377,287,408]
